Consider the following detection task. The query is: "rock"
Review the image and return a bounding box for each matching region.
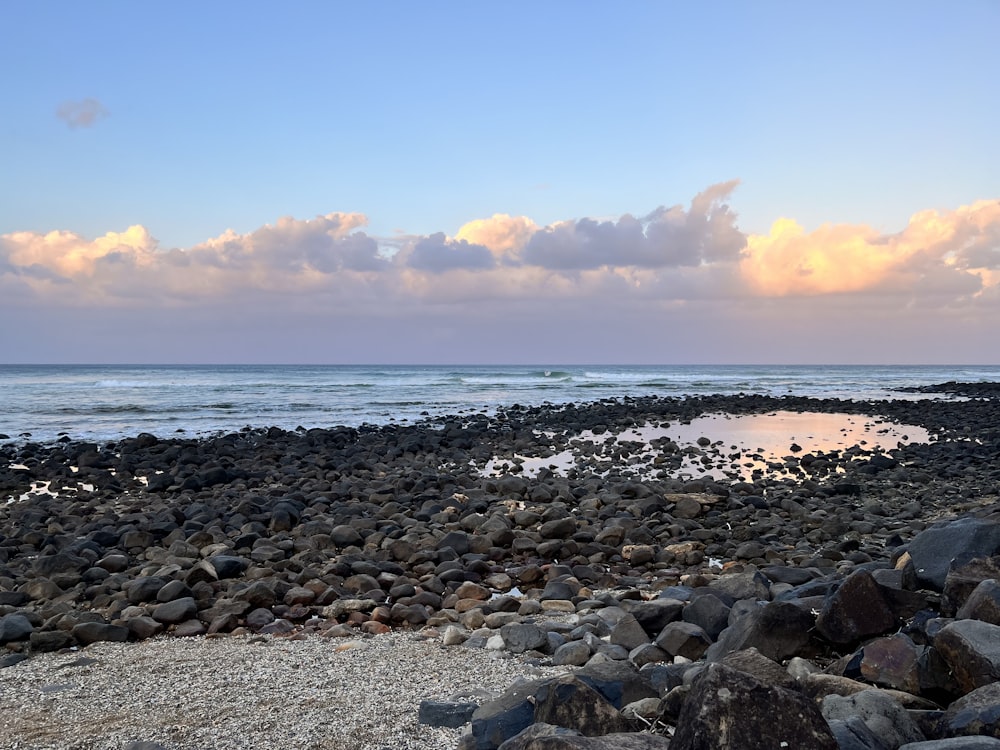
[720,647,796,689]
[816,570,897,644]
[501,623,548,654]
[705,600,815,662]
[681,593,731,639]
[0,653,29,668]
[609,614,651,652]
[419,699,479,728]
[821,690,925,748]
[908,519,1000,590]
[859,634,922,694]
[469,679,547,750]
[152,597,198,625]
[0,614,34,643]
[899,740,1000,749]
[627,599,684,638]
[654,621,711,661]
[956,578,1000,625]
[29,629,73,652]
[934,619,1000,693]
[71,622,129,645]
[553,641,592,667]
[126,616,164,640]
[670,663,837,749]
[209,555,249,579]
[532,675,637,736]
[827,716,891,750]
[495,723,581,749]
[575,660,657,708]
[941,681,1000,738]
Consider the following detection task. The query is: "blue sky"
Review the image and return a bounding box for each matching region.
[2,2,998,364]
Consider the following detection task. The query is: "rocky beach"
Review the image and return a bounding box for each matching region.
[3,384,1000,749]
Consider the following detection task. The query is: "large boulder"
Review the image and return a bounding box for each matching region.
[670,663,837,749]
[934,619,1000,693]
[908,519,1000,590]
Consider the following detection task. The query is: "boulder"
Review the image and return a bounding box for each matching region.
[908,519,1000,590]
[816,570,897,644]
[934,619,1000,693]
[531,676,637,736]
[941,681,1000,738]
[670,663,837,749]
[821,690,925,748]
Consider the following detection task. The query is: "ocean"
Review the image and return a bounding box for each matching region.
[1,364,998,445]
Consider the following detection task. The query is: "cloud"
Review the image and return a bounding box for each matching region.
[741,199,1000,299]
[521,180,745,269]
[454,214,538,257]
[405,233,496,272]
[56,98,109,129]
[3,188,999,364]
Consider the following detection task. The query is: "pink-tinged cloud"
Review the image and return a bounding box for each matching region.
[2,186,999,363]
[742,199,1000,298]
[56,98,109,129]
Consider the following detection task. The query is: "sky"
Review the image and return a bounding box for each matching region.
[1,2,998,365]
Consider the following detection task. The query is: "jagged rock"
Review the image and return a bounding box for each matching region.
[532,676,637,736]
[720,647,796,689]
[934,619,1000,693]
[670,663,837,749]
[827,716,891,750]
[609,613,650,652]
[859,634,922,694]
[654,621,711,660]
[816,570,897,644]
[500,623,548,654]
[705,600,815,662]
[821,690,925,748]
[469,679,547,750]
[956,578,1000,625]
[941,681,1000,738]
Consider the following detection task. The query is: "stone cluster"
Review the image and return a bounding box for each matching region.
[2,386,1000,747]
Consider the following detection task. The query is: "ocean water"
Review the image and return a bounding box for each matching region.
[0,364,998,445]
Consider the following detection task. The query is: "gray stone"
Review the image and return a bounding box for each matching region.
[705,600,815,662]
[609,613,650,652]
[821,690,925,748]
[0,614,34,643]
[899,741,1000,749]
[152,596,198,625]
[552,641,592,667]
[71,621,129,645]
[941,681,1000,738]
[908,519,1000,590]
[500,623,548,654]
[654,621,711,660]
[419,699,478,728]
[827,716,891,750]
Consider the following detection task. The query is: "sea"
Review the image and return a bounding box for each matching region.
[1,364,998,445]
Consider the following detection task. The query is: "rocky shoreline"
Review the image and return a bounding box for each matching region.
[3,385,1000,748]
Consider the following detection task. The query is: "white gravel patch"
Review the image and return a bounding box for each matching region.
[0,633,564,750]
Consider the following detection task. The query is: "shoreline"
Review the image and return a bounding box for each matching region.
[2,385,1000,748]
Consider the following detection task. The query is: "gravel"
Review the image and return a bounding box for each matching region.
[0,632,563,750]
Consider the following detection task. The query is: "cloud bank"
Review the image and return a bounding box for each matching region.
[2,184,998,363]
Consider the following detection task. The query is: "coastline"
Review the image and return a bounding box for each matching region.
[2,385,1000,748]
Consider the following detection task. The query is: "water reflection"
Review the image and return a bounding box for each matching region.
[483,411,931,482]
